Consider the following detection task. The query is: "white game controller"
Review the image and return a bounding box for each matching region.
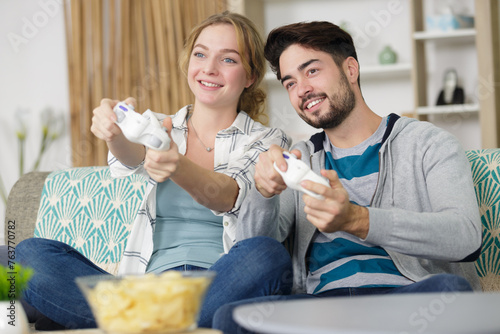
[113,102,171,151]
[273,152,330,199]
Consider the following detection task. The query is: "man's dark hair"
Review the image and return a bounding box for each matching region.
[264,21,359,84]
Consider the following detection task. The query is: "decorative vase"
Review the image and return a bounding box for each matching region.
[0,301,29,334]
[379,45,398,65]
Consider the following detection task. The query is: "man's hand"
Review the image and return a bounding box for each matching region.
[301,169,369,239]
[254,144,302,198]
[144,117,180,183]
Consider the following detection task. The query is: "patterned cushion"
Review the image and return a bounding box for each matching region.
[466,149,500,292]
[33,167,148,275]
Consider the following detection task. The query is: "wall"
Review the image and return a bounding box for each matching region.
[0,0,71,244]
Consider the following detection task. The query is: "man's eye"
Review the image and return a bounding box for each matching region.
[308,68,318,75]
[285,82,295,89]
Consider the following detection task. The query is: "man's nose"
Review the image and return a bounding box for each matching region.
[297,80,313,98]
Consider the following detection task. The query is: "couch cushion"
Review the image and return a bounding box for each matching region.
[466,149,500,292]
[33,167,148,275]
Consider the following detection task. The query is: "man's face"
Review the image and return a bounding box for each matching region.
[279,44,356,129]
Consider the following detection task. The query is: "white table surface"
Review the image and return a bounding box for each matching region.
[233,292,500,334]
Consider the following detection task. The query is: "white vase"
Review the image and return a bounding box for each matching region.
[0,301,29,334]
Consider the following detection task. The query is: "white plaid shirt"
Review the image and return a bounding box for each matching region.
[111,105,291,274]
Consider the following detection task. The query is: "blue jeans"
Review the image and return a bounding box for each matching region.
[15,236,293,329]
[213,273,474,334]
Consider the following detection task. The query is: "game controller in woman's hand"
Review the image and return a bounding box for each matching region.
[113,102,170,151]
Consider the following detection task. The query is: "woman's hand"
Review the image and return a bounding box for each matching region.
[91,97,136,142]
[91,97,146,166]
[144,117,180,182]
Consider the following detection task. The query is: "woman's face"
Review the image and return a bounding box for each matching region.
[187,24,254,110]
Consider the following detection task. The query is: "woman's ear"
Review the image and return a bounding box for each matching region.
[245,74,256,89]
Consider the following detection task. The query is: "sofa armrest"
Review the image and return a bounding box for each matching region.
[4,171,51,245]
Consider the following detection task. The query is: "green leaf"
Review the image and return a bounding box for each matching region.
[0,264,33,301]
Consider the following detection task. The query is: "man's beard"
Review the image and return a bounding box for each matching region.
[298,72,356,129]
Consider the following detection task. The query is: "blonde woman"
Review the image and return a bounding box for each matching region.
[17,12,292,330]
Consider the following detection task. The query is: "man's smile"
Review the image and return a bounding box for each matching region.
[302,95,326,112]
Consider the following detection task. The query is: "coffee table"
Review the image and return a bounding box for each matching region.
[233,292,500,333]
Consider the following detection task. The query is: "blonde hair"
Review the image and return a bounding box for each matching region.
[179,11,267,124]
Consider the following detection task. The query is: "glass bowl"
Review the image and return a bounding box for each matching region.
[76,270,215,333]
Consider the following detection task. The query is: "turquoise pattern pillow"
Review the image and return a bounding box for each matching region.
[34,167,148,274]
[466,149,500,291]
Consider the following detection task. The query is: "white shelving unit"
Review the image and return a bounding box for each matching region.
[361,63,412,78]
[410,1,479,119]
[409,0,484,149]
[416,103,480,116]
[413,28,476,40]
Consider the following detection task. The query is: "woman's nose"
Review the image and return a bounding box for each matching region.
[203,58,218,75]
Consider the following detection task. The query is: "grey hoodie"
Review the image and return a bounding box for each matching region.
[237,115,482,293]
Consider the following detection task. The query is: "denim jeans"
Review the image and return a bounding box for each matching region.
[213,273,474,334]
[15,236,293,329]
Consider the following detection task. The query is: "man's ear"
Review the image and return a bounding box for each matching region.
[344,57,360,84]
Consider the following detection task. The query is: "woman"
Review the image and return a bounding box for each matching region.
[16,11,292,330]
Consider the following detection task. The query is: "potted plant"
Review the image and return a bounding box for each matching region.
[0,264,33,334]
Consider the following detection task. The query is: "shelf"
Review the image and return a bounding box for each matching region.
[416,103,480,115]
[361,63,412,78]
[413,28,476,41]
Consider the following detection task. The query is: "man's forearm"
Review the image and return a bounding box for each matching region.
[236,187,281,241]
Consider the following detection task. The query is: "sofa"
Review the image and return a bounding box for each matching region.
[4,149,500,291]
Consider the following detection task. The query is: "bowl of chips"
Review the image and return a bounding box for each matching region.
[76,270,215,333]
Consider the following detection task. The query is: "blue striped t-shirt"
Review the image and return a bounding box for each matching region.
[306,116,412,294]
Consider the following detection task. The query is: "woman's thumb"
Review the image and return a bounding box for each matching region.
[162,116,173,135]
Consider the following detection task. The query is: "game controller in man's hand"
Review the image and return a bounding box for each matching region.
[273,152,330,199]
[113,102,171,150]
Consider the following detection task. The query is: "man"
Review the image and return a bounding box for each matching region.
[212,21,481,333]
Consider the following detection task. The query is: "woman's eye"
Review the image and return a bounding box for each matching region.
[223,58,236,63]
[193,52,205,58]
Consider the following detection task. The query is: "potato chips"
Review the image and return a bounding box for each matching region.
[82,271,214,333]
